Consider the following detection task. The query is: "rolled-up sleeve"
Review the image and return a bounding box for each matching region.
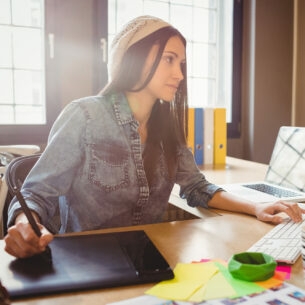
[175,147,224,208]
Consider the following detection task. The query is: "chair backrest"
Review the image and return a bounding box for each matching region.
[3,154,41,236]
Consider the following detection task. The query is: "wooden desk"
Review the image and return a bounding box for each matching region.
[1,214,304,305]
[200,156,268,184]
[169,156,269,218]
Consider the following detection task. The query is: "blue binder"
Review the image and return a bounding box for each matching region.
[194,108,204,165]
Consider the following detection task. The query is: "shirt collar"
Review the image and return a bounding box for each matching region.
[111,93,136,126]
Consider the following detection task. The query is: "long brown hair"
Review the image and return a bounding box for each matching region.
[101,26,189,186]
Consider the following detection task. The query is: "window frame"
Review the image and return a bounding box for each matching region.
[228,0,243,138]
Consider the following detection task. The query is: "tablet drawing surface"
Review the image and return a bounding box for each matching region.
[0,230,174,299]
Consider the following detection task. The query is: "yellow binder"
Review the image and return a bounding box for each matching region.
[187,108,195,155]
[213,108,227,166]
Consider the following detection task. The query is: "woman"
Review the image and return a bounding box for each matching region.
[4,16,304,258]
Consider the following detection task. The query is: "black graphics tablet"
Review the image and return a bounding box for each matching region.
[0,230,174,299]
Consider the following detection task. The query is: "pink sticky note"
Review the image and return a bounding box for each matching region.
[276,265,291,279]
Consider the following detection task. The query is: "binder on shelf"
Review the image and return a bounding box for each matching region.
[194,108,204,165]
[187,107,195,155]
[203,107,214,165]
[213,108,227,166]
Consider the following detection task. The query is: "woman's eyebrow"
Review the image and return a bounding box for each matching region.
[163,50,186,61]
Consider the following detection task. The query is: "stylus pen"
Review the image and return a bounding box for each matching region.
[13,186,41,237]
[13,187,52,264]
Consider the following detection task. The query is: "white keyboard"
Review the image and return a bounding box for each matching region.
[247,218,305,264]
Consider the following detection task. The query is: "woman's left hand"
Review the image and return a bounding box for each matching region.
[255,201,305,224]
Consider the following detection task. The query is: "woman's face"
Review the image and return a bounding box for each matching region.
[139,35,186,102]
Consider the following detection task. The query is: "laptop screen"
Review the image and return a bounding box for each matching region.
[265,126,305,192]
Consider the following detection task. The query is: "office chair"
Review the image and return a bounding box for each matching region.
[0,145,40,238]
[3,154,41,237]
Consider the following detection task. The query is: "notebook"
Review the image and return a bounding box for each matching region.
[221,126,305,203]
[0,230,174,299]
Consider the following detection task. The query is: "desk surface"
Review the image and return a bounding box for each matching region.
[169,156,268,218]
[2,157,304,305]
[200,156,268,184]
[2,214,304,305]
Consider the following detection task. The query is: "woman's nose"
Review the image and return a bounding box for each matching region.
[173,64,184,81]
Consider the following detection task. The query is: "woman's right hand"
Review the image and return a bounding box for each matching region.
[4,213,54,258]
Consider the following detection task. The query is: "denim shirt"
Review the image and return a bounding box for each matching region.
[8,93,222,233]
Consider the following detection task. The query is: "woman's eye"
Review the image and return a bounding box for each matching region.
[164,56,174,64]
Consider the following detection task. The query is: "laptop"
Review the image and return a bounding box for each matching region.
[0,230,174,299]
[221,126,305,203]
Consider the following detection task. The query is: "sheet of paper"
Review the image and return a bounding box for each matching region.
[145,262,218,301]
[213,262,265,297]
[108,282,305,305]
[188,269,236,302]
[147,260,286,302]
[276,265,292,279]
[256,270,288,289]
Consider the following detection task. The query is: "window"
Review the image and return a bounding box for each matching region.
[0,0,45,125]
[0,0,106,145]
[108,0,242,137]
[0,0,242,144]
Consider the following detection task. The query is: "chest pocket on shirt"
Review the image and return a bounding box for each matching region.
[89,144,129,192]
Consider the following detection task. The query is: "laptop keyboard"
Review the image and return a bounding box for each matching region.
[247,217,305,264]
[243,183,301,198]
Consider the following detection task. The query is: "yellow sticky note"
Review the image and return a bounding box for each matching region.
[173,262,218,281]
[215,262,265,297]
[189,270,237,302]
[146,262,219,301]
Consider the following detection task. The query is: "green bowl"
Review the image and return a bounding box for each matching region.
[228,252,277,282]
